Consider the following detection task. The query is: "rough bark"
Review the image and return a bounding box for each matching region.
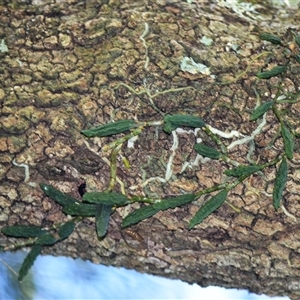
[0,0,300,299]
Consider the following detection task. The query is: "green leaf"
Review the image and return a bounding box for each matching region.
[58,221,75,240]
[18,244,41,281]
[189,190,228,229]
[81,120,136,137]
[40,183,78,207]
[256,65,287,79]
[273,157,288,210]
[122,194,195,228]
[153,194,196,210]
[1,225,46,238]
[224,165,262,177]
[163,114,205,133]
[194,143,222,159]
[95,204,112,238]
[250,101,274,121]
[121,205,159,228]
[294,54,300,64]
[295,35,300,47]
[62,203,97,216]
[281,124,294,160]
[35,234,57,245]
[259,33,282,45]
[83,192,129,206]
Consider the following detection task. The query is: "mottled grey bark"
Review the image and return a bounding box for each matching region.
[0,1,300,299]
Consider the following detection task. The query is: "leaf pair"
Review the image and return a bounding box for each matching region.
[1,222,75,281]
[40,183,98,217]
[64,201,112,238]
[224,158,288,210]
[121,191,228,230]
[41,183,128,212]
[1,222,75,242]
[257,33,287,79]
[40,184,125,239]
[81,114,206,137]
[250,103,294,160]
[121,190,228,230]
[1,224,64,247]
[257,31,300,77]
[64,191,130,238]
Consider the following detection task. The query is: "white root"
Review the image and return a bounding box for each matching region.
[139,22,150,70]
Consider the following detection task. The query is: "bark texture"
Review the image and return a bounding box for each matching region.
[0,0,300,299]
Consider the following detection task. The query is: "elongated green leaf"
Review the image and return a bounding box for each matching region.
[122,205,159,228]
[35,233,57,245]
[122,194,195,228]
[153,194,196,210]
[1,225,46,238]
[259,33,282,45]
[62,203,96,216]
[194,143,222,159]
[256,65,287,79]
[224,165,262,177]
[18,244,41,281]
[81,120,136,137]
[189,190,228,229]
[163,114,205,133]
[295,54,300,64]
[58,221,75,240]
[281,124,294,160]
[250,101,274,121]
[295,35,300,47]
[273,157,288,210]
[95,204,112,238]
[40,183,78,207]
[83,192,129,206]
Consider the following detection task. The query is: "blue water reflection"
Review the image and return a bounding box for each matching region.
[0,251,289,300]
